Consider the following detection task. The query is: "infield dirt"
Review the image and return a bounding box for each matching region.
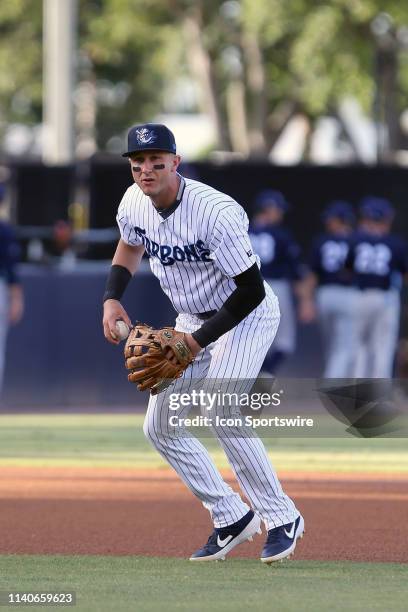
[0,467,407,562]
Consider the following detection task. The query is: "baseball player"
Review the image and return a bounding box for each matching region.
[305,201,356,378]
[249,190,306,374]
[102,123,304,563]
[0,184,24,395]
[348,197,408,378]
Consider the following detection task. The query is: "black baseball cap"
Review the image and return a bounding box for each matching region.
[122,123,177,157]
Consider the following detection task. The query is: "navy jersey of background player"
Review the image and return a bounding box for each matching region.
[249,190,304,375]
[0,221,20,284]
[310,201,353,286]
[309,200,356,378]
[249,190,303,281]
[0,189,23,397]
[347,197,408,378]
[347,203,408,289]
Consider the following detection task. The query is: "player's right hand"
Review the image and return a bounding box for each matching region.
[103,299,132,345]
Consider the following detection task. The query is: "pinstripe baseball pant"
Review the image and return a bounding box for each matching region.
[143,285,299,529]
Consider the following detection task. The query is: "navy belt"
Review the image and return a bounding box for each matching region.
[358,286,388,292]
[194,310,217,320]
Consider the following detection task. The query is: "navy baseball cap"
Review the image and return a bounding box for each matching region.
[255,190,289,212]
[359,197,394,221]
[122,123,177,157]
[323,200,355,223]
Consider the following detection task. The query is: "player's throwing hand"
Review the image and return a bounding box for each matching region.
[103,299,132,345]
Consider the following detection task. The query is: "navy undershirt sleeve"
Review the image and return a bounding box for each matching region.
[192,263,266,348]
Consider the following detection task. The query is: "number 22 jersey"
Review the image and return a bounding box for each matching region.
[346,230,408,291]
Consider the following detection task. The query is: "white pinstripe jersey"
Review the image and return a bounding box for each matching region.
[116,176,259,314]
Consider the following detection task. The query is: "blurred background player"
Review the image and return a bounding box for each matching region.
[0,183,24,396]
[304,201,356,378]
[249,190,306,375]
[47,219,77,270]
[348,197,408,378]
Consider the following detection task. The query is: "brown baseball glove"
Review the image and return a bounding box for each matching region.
[124,323,194,395]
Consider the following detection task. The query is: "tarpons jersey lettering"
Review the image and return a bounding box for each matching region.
[116,175,259,314]
[134,225,212,265]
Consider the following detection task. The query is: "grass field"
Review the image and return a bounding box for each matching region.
[0,413,407,473]
[0,556,407,612]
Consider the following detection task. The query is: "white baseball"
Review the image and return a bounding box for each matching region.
[111,319,130,341]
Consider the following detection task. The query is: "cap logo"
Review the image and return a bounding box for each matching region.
[134,127,157,145]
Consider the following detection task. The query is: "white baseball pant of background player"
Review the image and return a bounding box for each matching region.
[316,285,358,378]
[266,279,296,355]
[143,284,300,530]
[352,288,400,378]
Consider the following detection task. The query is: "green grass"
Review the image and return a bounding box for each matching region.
[0,414,407,473]
[0,556,406,612]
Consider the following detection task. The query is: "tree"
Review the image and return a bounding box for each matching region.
[0,1,43,128]
[1,0,408,159]
[174,0,408,158]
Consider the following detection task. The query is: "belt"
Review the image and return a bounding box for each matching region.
[194,310,217,320]
[358,286,389,292]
